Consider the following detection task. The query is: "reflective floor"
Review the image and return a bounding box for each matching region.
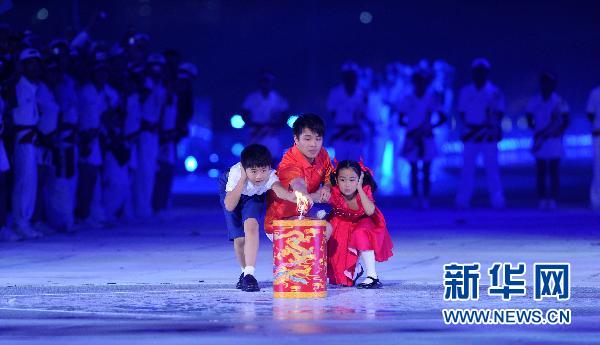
[0,205,599,344]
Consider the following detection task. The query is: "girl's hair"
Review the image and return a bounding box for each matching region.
[330,160,378,193]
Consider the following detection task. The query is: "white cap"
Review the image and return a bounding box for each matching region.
[19,48,41,62]
[471,58,491,69]
[147,53,166,65]
[177,62,198,79]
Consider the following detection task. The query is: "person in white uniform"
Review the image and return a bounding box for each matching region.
[10,48,46,239]
[586,84,600,211]
[327,62,368,161]
[43,42,79,232]
[241,71,289,159]
[153,62,197,215]
[101,72,133,225]
[365,73,391,183]
[134,53,166,219]
[0,85,19,241]
[526,72,569,210]
[33,60,60,234]
[455,58,506,209]
[104,63,144,223]
[76,53,119,226]
[397,70,446,208]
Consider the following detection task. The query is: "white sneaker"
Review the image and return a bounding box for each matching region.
[0,227,22,242]
[14,225,43,239]
[538,199,548,210]
[547,199,558,211]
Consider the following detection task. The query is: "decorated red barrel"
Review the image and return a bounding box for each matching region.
[272,219,327,298]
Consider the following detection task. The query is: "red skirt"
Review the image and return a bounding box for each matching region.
[327,209,393,286]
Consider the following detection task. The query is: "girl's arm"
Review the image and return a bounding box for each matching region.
[224,169,246,212]
[357,173,376,216]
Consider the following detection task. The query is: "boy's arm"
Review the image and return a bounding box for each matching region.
[224,171,246,212]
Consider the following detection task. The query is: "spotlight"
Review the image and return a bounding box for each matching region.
[230,114,245,129]
[184,156,198,172]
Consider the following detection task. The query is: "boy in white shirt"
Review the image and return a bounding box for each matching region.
[219,144,298,292]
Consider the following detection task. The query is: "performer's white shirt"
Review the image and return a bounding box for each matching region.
[159,95,178,164]
[587,86,600,131]
[0,97,9,172]
[526,92,569,132]
[225,162,279,196]
[12,76,40,142]
[458,81,505,125]
[242,90,288,124]
[326,84,367,125]
[397,90,442,130]
[36,82,59,136]
[142,78,166,123]
[55,75,79,125]
[78,83,119,165]
[125,93,142,137]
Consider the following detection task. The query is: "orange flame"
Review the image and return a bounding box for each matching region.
[294,191,309,218]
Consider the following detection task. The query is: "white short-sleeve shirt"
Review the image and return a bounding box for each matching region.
[326,84,367,125]
[142,79,166,123]
[36,82,59,135]
[225,162,279,196]
[55,75,79,125]
[458,81,506,125]
[398,91,442,130]
[0,97,9,172]
[526,93,570,132]
[587,86,600,131]
[78,83,119,165]
[242,90,289,124]
[12,77,40,142]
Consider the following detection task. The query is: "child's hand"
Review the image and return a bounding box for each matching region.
[306,194,315,208]
[319,185,331,203]
[358,172,364,188]
[239,167,247,182]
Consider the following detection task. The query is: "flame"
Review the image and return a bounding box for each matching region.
[294,191,310,218]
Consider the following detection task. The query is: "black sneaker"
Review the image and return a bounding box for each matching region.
[241,274,260,292]
[356,277,382,289]
[236,273,244,289]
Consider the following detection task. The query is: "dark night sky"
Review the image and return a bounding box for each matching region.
[3,0,600,132]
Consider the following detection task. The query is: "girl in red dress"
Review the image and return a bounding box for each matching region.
[327,160,393,289]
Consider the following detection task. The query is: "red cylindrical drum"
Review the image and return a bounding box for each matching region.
[272,219,327,298]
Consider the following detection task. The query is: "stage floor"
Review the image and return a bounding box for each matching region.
[0,205,599,344]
